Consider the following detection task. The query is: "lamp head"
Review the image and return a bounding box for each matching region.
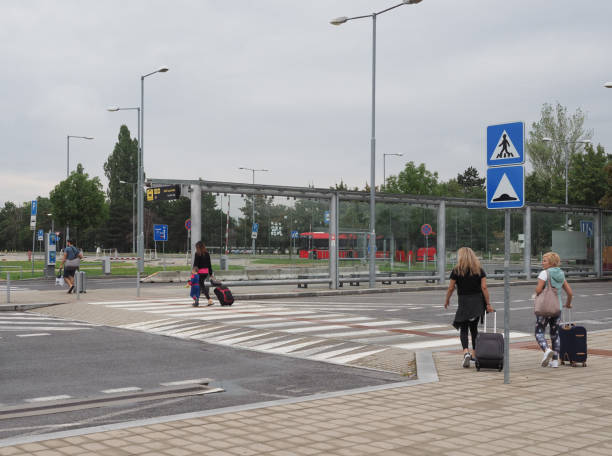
[330,16,348,25]
[403,0,423,4]
[107,106,120,112]
[604,82,612,88]
[158,66,169,73]
[84,137,94,140]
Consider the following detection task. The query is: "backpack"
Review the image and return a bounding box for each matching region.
[214,286,234,306]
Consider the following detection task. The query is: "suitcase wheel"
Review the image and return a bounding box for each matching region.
[583,362,587,367]
[498,363,503,372]
[475,361,480,372]
[571,362,577,367]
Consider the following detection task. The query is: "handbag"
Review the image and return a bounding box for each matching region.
[534,276,561,317]
[65,257,80,268]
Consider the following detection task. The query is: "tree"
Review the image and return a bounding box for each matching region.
[568,143,611,206]
[456,166,485,198]
[525,102,592,203]
[385,161,441,196]
[599,161,612,209]
[49,164,108,247]
[103,125,138,251]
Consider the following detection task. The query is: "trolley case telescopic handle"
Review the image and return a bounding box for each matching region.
[483,310,497,333]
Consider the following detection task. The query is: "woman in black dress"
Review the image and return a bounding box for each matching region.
[444,247,494,368]
[193,241,214,306]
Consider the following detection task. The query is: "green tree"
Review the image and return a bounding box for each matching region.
[600,162,612,209]
[456,166,485,198]
[0,202,27,250]
[103,125,138,251]
[385,161,441,196]
[49,164,108,247]
[526,102,592,203]
[568,143,611,206]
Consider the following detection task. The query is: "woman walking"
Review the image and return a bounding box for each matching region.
[193,241,214,306]
[444,247,494,368]
[534,251,573,368]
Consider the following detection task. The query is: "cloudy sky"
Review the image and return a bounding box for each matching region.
[1,0,611,208]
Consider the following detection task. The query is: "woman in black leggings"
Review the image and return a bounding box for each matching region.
[193,241,214,306]
[444,247,494,368]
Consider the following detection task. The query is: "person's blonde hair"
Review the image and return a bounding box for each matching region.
[543,251,561,267]
[454,247,482,276]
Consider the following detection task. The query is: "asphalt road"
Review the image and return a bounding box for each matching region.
[0,315,402,440]
[261,281,612,333]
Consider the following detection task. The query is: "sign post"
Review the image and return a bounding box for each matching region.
[421,224,433,271]
[486,121,525,385]
[30,200,37,275]
[154,224,168,271]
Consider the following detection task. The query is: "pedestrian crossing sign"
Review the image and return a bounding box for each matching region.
[486,165,524,209]
[487,121,524,167]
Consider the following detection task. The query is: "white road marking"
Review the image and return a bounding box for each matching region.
[16,333,51,337]
[25,395,72,403]
[160,378,211,386]
[101,387,142,394]
[309,345,366,361]
[332,348,387,364]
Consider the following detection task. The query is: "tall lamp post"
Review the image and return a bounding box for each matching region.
[119,181,137,253]
[383,153,403,189]
[138,66,168,275]
[331,0,423,288]
[239,167,269,255]
[542,137,591,228]
[66,135,94,246]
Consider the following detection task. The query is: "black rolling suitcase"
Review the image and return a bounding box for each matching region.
[559,309,587,367]
[214,285,234,306]
[475,311,504,372]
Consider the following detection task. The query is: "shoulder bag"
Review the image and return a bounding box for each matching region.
[534,276,561,317]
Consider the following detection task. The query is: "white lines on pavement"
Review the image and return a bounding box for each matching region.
[25,395,72,403]
[16,333,51,337]
[160,379,211,386]
[309,345,366,361]
[283,324,348,334]
[101,387,142,394]
[333,348,387,364]
[0,326,92,331]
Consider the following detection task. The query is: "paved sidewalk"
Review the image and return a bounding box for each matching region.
[2,284,612,455]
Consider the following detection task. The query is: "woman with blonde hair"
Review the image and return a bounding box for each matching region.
[445,247,494,367]
[534,251,573,368]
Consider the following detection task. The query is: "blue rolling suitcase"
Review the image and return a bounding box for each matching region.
[559,309,587,367]
[475,311,504,372]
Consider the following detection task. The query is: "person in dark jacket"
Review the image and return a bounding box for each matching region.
[193,241,214,306]
[444,247,494,368]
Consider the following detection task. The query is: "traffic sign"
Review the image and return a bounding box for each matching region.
[486,165,524,209]
[580,220,594,238]
[185,219,191,231]
[31,200,37,216]
[421,224,433,236]
[37,229,44,241]
[291,230,299,239]
[252,223,259,233]
[487,121,524,167]
[146,185,181,202]
[154,224,168,242]
[251,231,258,239]
[324,211,330,225]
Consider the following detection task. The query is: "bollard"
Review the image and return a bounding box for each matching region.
[6,272,10,304]
[76,271,80,301]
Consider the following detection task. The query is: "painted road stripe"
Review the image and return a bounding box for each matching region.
[25,395,72,403]
[283,325,348,334]
[323,329,387,338]
[249,336,306,351]
[0,326,91,331]
[16,333,51,337]
[332,348,387,364]
[101,387,142,394]
[217,331,273,345]
[160,378,211,386]
[309,345,366,361]
[290,343,344,357]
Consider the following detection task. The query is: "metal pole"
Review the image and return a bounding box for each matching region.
[138,77,145,274]
[251,170,256,255]
[31,229,35,275]
[132,184,136,253]
[523,205,531,279]
[6,272,10,304]
[66,136,70,247]
[504,209,511,384]
[368,13,377,288]
[329,192,338,289]
[437,201,446,285]
[565,144,569,229]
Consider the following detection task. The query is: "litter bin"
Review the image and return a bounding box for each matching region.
[102,257,111,275]
[220,255,229,271]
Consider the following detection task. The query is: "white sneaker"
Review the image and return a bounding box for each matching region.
[549,359,559,368]
[541,348,554,367]
[462,353,471,368]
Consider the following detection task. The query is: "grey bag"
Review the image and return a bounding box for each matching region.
[534,277,561,317]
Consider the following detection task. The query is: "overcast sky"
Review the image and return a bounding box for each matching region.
[2,0,611,208]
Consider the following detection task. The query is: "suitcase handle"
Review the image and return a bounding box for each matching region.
[483,310,496,333]
[561,307,573,325]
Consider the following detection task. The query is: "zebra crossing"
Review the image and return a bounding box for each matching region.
[89,298,530,370]
[0,312,98,337]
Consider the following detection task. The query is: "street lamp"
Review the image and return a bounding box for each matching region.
[383,153,403,189]
[138,66,168,273]
[542,137,591,228]
[66,135,94,246]
[604,82,612,88]
[239,167,269,255]
[330,0,423,288]
[119,180,137,253]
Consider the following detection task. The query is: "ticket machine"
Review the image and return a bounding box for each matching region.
[44,232,57,278]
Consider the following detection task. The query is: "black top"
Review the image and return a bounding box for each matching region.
[449,268,486,295]
[193,252,213,275]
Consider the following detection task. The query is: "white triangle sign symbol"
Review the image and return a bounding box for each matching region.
[491,173,519,203]
[490,130,519,161]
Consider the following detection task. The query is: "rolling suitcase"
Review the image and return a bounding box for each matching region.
[475,311,504,372]
[559,308,587,367]
[214,285,234,306]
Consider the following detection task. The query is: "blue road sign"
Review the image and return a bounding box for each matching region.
[252,223,259,233]
[153,224,168,242]
[580,220,594,238]
[486,165,524,209]
[324,211,330,225]
[291,230,299,239]
[487,121,524,167]
[37,229,44,241]
[31,200,37,216]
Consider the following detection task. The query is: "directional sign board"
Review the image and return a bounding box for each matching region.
[252,223,259,233]
[324,211,330,225]
[580,220,594,238]
[486,165,524,209]
[147,185,181,202]
[291,230,299,239]
[487,121,524,167]
[153,224,168,242]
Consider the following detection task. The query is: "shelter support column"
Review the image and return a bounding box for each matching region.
[437,201,446,284]
[594,210,602,278]
[523,206,532,279]
[190,184,201,265]
[329,193,339,289]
